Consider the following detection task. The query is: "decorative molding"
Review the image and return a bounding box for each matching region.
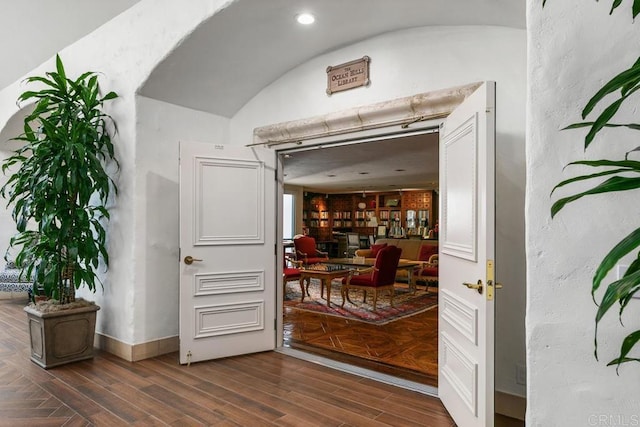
[441,113,478,261]
[194,301,264,338]
[195,270,264,296]
[441,289,478,345]
[252,82,482,146]
[441,332,478,416]
[193,157,264,245]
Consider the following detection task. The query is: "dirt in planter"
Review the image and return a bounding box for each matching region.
[28,298,96,314]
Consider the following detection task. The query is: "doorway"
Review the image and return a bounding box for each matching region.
[279,129,441,389]
[255,84,483,397]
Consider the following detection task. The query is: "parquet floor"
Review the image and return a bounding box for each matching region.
[0,296,455,426]
[284,284,439,387]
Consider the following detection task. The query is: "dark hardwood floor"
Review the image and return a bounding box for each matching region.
[0,296,455,426]
[283,284,526,427]
[284,284,439,387]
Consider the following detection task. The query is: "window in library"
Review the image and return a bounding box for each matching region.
[283,194,295,239]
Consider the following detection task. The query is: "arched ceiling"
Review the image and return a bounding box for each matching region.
[0,0,141,90]
[140,0,525,118]
[1,1,524,193]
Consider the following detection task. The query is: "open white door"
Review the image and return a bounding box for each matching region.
[439,82,496,426]
[179,141,276,364]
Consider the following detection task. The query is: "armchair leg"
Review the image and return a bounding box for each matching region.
[341,286,361,308]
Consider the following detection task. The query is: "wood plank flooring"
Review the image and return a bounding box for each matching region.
[284,284,439,387]
[0,296,455,426]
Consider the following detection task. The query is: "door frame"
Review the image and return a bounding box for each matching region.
[256,82,484,365]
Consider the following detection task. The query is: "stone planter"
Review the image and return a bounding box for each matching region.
[24,303,100,369]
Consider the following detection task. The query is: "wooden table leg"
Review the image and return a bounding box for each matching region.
[300,276,308,302]
[409,265,419,294]
[325,279,331,306]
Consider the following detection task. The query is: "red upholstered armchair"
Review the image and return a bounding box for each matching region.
[293,236,328,266]
[416,248,438,288]
[341,245,402,311]
[283,255,302,293]
[284,255,302,281]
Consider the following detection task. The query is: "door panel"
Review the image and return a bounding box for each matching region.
[179,141,276,364]
[194,157,264,244]
[439,82,496,427]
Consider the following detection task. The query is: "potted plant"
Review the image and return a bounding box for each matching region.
[0,55,118,368]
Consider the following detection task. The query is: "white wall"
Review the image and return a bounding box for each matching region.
[0,0,231,345]
[231,25,527,396]
[134,96,230,342]
[527,1,640,425]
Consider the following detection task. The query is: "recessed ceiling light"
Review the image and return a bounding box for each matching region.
[296,13,315,25]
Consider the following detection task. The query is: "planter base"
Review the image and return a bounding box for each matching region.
[24,304,100,369]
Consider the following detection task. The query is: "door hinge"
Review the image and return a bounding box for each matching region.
[274,318,277,330]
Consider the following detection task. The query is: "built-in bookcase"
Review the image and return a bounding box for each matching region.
[302,190,436,240]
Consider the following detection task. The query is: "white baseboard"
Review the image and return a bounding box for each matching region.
[495,390,526,420]
[95,333,179,362]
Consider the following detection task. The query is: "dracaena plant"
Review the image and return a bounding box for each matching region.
[0,54,118,304]
[547,0,640,370]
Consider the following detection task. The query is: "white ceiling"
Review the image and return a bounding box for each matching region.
[3,0,525,193]
[0,0,141,90]
[141,0,525,193]
[138,0,524,192]
[282,132,440,193]
[140,0,526,118]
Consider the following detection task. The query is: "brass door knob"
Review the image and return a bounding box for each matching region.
[462,280,484,294]
[184,256,203,265]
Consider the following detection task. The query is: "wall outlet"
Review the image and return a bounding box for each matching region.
[516,363,526,385]
[617,264,629,279]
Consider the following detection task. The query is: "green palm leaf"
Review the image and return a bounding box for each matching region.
[563,122,640,131]
[584,86,640,148]
[607,330,640,371]
[551,176,640,217]
[594,269,640,359]
[593,228,640,295]
[582,57,640,117]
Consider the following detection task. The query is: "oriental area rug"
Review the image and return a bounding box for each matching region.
[284,280,438,325]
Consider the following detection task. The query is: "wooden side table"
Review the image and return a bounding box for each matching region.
[299,268,350,307]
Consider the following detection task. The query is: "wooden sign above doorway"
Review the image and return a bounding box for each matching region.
[326,56,370,95]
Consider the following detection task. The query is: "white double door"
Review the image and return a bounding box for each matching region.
[178,82,496,427]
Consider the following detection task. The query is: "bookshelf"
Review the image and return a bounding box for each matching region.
[302,190,437,240]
